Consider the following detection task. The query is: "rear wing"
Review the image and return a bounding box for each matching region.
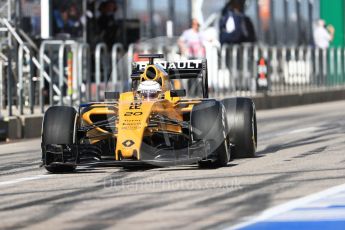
[131,59,209,98]
[133,60,204,78]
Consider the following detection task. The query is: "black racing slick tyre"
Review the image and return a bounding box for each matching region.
[42,106,78,173]
[191,100,230,167]
[222,97,257,158]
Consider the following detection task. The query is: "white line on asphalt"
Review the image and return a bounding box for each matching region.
[226,182,345,230]
[288,127,319,135]
[260,126,319,141]
[0,175,52,187]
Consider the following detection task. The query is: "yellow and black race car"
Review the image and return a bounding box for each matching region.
[41,54,257,173]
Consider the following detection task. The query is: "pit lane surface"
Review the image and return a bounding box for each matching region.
[0,100,345,230]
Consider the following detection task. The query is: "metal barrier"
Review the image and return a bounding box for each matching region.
[127,43,134,80]
[219,44,230,96]
[77,43,91,102]
[7,48,12,116]
[4,38,345,116]
[1,17,63,115]
[39,40,63,112]
[214,44,345,97]
[17,44,24,115]
[111,43,124,92]
[95,43,109,101]
[117,42,345,98]
[58,41,79,106]
[39,40,89,112]
[18,43,35,115]
[204,43,220,96]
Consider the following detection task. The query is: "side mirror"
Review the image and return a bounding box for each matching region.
[170,89,186,97]
[104,92,120,100]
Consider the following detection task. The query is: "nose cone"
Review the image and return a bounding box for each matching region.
[122,139,135,148]
[121,140,136,158]
[116,100,156,160]
[121,148,137,158]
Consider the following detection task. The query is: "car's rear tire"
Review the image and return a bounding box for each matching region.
[42,106,78,173]
[222,97,257,158]
[191,100,230,167]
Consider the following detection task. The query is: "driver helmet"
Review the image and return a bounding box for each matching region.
[137,80,162,100]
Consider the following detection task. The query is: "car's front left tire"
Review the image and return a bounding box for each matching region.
[41,106,78,173]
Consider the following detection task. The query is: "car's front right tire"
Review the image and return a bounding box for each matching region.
[191,100,230,168]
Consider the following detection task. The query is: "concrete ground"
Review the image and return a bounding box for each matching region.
[0,100,344,230]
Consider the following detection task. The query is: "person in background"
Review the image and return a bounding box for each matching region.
[67,3,82,37]
[53,2,82,38]
[220,0,256,45]
[53,5,69,35]
[313,19,335,49]
[178,19,206,59]
[97,0,119,48]
[178,19,207,96]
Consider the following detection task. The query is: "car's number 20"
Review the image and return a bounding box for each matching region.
[124,112,143,116]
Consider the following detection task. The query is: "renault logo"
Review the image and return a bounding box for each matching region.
[122,140,135,147]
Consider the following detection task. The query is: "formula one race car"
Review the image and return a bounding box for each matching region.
[41,54,257,173]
